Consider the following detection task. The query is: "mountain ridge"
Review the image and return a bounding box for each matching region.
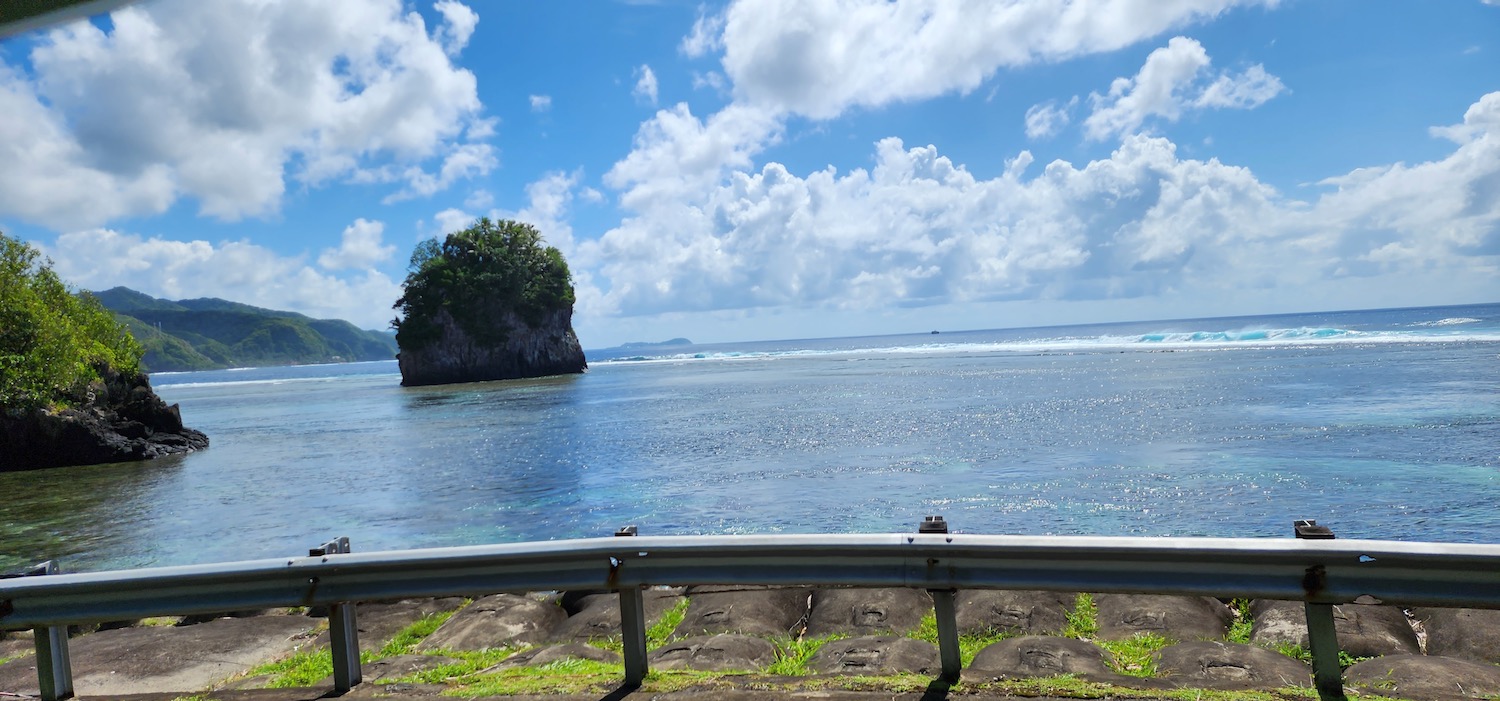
[93,287,396,373]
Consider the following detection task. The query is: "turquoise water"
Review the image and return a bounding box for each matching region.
[2,303,1497,572]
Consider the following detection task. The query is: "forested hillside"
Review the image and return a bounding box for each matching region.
[94,287,396,372]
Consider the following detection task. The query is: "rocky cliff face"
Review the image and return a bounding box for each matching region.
[397,306,586,387]
[0,367,208,471]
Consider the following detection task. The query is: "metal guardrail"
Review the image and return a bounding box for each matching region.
[4,519,1500,701]
[0,0,137,40]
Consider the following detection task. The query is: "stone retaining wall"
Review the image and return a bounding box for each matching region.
[3,588,1499,699]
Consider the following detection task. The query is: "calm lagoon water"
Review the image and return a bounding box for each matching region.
[2,303,1498,572]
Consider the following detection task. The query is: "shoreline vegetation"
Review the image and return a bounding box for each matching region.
[0,233,208,471]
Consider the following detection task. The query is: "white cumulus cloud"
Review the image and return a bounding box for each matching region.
[575,92,1500,326]
[0,0,489,230]
[708,0,1278,120]
[1083,36,1285,140]
[318,219,397,270]
[1025,98,1077,140]
[634,64,660,105]
[433,0,479,56]
[530,94,552,112]
[46,229,403,329]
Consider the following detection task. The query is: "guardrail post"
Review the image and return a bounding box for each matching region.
[1305,602,1344,701]
[11,561,73,701]
[930,589,960,681]
[919,516,962,681]
[614,526,648,687]
[1295,520,1344,701]
[311,537,361,693]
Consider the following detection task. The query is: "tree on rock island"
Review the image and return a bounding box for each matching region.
[392,218,587,387]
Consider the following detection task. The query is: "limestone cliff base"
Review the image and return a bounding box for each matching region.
[398,307,586,387]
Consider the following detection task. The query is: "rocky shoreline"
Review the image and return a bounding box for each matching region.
[3,587,1499,699]
[0,367,207,471]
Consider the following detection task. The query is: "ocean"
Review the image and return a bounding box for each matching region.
[2,303,1497,573]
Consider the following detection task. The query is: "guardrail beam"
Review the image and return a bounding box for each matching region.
[3,529,1500,699]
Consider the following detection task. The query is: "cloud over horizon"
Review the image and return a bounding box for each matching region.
[5,0,1495,347]
[0,0,491,229]
[573,89,1498,325]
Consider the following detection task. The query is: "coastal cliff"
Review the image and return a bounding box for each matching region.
[393,218,586,387]
[1,232,209,471]
[0,365,208,471]
[397,305,586,386]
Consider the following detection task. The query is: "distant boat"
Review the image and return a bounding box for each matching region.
[930,330,940,334]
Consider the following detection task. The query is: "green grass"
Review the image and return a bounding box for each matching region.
[242,607,459,688]
[763,633,846,676]
[447,657,643,696]
[1062,592,1099,639]
[647,596,689,648]
[384,646,524,685]
[1098,632,1173,678]
[377,609,456,657]
[1272,642,1369,669]
[581,595,690,653]
[907,611,1015,666]
[249,648,335,688]
[1227,598,1254,643]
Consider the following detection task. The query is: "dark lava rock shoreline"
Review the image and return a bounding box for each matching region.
[0,367,207,471]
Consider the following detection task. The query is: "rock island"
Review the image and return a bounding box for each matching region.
[392,218,586,387]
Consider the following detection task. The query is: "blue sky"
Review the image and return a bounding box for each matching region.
[1,0,1496,348]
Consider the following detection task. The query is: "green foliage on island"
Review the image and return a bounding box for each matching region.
[0,233,143,410]
[393,218,576,351]
[93,287,397,372]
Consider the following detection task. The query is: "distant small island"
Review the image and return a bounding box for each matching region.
[617,337,693,349]
[393,218,586,386]
[93,287,396,373]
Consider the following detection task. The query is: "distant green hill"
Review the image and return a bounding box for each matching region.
[92,287,397,373]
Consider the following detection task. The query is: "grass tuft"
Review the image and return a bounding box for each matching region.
[378,608,456,657]
[907,611,1014,666]
[764,633,846,676]
[1062,592,1098,639]
[581,594,692,653]
[1098,632,1172,677]
[1270,642,1368,669]
[242,607,458,688]
[388,647,526,685]
[647,596,689,648]
[257,648,337,688]
[1227,598,1254,643]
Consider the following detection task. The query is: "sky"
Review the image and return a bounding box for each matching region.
[0,0,1497,349]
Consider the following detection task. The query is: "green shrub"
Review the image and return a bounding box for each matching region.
[0,233,142,410]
